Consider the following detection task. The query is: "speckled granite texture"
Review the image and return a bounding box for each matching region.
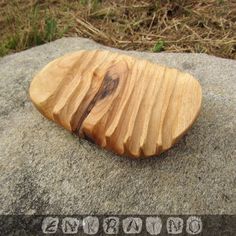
[0,37,235,214]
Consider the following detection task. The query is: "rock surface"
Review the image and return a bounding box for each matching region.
[0,37,235,215]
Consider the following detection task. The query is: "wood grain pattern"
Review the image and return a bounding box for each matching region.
[29,50,202,158]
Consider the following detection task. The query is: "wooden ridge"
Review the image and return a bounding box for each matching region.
[29,50,202,158]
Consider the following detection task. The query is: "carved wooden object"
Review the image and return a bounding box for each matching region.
[29,50,202,158]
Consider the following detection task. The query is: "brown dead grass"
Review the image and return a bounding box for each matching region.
[0,0,235,59]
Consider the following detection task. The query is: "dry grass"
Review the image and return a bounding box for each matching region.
[0,0,235,59]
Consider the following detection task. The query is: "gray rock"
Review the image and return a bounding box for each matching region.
[0,37,235,215]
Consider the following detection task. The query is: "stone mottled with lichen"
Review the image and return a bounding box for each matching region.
[0,37,235,215]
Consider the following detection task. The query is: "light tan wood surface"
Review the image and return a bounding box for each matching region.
[29,50,202,158]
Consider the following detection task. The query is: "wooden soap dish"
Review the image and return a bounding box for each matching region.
[29,50,202,158]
